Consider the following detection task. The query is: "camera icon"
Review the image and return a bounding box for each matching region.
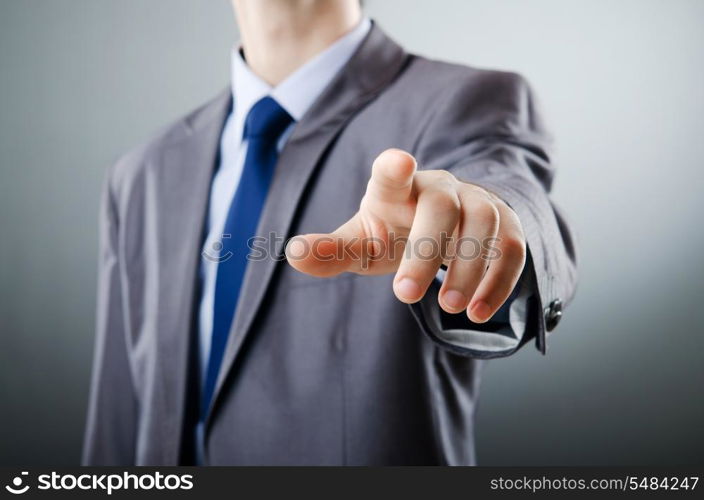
[5,471,29,495]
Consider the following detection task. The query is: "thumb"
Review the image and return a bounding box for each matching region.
[367,148,416,205]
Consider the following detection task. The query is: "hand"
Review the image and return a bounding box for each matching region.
[285,149,526,322]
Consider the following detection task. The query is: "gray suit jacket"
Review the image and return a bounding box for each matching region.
[83,23,577,465]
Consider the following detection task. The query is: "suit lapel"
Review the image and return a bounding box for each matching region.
[206,23,410,426]
[153,90,230,464]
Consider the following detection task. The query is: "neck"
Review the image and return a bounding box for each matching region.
[232,0,362,86]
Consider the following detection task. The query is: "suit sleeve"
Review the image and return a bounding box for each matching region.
[410,70,578,358]
[82,165,139,465]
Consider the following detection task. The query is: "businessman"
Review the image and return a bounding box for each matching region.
[84,0,577,465]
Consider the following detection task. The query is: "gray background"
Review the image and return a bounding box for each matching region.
[1,0,702,465]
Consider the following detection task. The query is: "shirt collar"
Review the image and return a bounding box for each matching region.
[230,17,371,138]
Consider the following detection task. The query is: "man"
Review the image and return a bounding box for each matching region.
[83,0,577,465]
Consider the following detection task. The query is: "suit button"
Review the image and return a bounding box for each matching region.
[545,299,563,332]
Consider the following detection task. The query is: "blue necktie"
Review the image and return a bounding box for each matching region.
[201,96,293,420]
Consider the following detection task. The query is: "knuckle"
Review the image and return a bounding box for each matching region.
[500,235,526,261]
[426,170,457,192]
[466,199,500,228]
[417,169,457,190]
[432,169,456,184]
[503,204,522,227]
[422,189,460,216]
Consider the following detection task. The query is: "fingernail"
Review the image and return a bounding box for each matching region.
[442,290,467,311]
[395,277,421,302]
[470,300,492,323]
[286,238,306,260]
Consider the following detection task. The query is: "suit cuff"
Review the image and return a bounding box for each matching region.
[409,257,540,358]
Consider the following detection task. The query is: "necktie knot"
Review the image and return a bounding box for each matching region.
[243,96,294,141]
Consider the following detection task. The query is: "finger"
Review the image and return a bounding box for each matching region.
[393,177,460,303]
[286,215,385,277]
[367,148,416,203]
[438,194,500,314]
[363,149,417,227]
[467,201,526,322]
